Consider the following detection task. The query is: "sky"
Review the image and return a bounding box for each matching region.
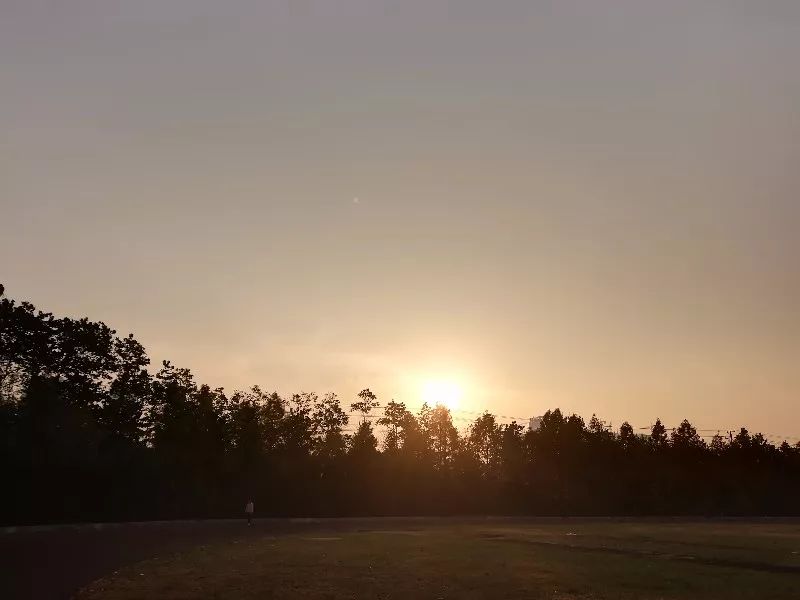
[2,1,799,439]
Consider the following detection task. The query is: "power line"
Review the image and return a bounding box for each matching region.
[341,408,799,443]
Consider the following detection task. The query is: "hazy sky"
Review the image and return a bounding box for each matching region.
[2,1,799,439]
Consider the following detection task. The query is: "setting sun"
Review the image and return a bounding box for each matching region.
[421,379,463,410]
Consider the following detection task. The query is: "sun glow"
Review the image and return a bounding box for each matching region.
[420,379,463,411]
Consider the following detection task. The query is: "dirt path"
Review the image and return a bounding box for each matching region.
[1,519,304,599]
[0,516,454,599]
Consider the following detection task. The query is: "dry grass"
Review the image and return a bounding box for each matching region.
[78,520,800,599]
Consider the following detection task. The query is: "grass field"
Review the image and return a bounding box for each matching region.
[77,519,800,599]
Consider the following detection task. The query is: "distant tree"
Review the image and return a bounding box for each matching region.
[415,402,434,453]
[378,400,411,453]
[49,316,117,412]
[709,433,727,455]
[499,421,526,484]
[281,392,316,454]
[650,419,668,449]
[732,427,752,450]
[192,383,228,471]
[671,419,705,451]
[398,406,427,462]
[0,293,57,383]
[150,361,198,452]
[227,387,267,466]
[349,420,378,457]
[619,422,636,447]
[101,334,151,443]
[425,405,459,470]
[588,414,605,435]
[468,413,502,475]
[312,392,349,461]
[539,408,564,436]
[261,390,287,451]
[350,388,379,423]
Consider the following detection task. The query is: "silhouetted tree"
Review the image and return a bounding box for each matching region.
[378,400,410,453]
[671,419,704,451]
[424,405,459,471]
[650,419,668,450]
[2,283,800,523]
[468,412,502,476]
[619,422,636,448]
[351,388,379,422]
[312,392,349,459]
[350,421,378,456]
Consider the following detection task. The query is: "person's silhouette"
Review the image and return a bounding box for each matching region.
[245,499,254,525]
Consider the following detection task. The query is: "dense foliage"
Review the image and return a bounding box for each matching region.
[2,284,799,524]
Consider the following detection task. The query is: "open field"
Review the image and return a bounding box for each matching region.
[76,519,800,600]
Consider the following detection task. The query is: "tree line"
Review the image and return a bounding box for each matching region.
[1,283,799,525]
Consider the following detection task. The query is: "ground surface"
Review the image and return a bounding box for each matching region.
[1,518,262,599]
[55,519,800,599]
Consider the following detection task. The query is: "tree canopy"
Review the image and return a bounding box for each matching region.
[1,285,798,524]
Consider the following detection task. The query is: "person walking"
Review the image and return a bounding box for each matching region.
[245,498,254,525]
